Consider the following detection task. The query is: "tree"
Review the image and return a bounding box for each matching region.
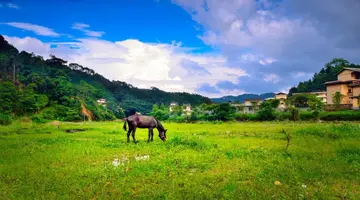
[289,94,309,107]
[152,104,159,113]
[0,81,18,114]
[307,94,323,120]
[268,99,280,109]
[214,103,236,121]
[289,106,300,121]
[332,92,344,109]
[257,102,276,121]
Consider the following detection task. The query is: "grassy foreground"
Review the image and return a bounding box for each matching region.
[0,120,359,199]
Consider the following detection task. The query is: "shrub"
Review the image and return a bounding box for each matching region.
[300,111,314,121]
[235,113,249,121]
[248,114,258,121]
[257,106,276,121]
[320,111,360,121]
[276,112,290,121]
[289,107,300,121]
[31,114,47,124]
[0,114,12,126]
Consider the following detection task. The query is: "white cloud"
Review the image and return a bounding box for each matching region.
[264,74,281,83]
[71,22,105,37]
[4,36,51,55]
[4,35,247,97]
[5,22,59,37]
[7,3,20,9]
[0,3,20,9]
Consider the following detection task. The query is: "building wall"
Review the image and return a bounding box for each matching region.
[353,98,359,109]
[338,70,355,81]
[326,84,350,104]
[353,86,360,97]
[275,94,287,100]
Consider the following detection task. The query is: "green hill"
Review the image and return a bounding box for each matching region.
[0,35,211,122]
[288,58,360,96]
[211,93,275,103]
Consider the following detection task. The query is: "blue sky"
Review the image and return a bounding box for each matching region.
[1,0,360,97]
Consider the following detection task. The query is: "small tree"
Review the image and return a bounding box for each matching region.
[152,104,159,113]
[332,92,344,109]
[268,99,280,109]
[257,101,276,121]
[289,106,300,121]
[308,94,323,120]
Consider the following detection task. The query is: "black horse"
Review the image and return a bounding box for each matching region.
[123,115,167,143]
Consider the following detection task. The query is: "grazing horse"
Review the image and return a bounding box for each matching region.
[123,115,167,143]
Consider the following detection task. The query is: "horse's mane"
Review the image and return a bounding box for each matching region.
[154,118,164,131]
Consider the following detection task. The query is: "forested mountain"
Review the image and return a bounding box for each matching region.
[288,58,360,96]
[211,93,275,103]
[0,35,211,121]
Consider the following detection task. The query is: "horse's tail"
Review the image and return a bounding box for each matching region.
[123,118,127,131]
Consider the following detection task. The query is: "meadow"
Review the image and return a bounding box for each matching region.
[0,120,359,199]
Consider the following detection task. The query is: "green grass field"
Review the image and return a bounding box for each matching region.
[1,120,360,199]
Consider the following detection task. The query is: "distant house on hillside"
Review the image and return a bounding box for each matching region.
[274,92,288,110]
[169,102,178,112]
[243,99,263,114]
[96,98,107,106]
[169,102,192,115]
[183,104,192,116]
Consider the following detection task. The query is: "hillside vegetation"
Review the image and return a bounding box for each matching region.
[0,35,211,122]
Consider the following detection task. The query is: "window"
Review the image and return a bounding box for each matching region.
[348,88,352,93]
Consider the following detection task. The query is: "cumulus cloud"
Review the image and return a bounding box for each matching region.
[5,22,59,37]
[71,22,105,37]
[4,35,247,97]
[172,0,360,94]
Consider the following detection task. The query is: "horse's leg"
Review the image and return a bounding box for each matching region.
[126,127,132,143]
[150,128,154,142]
[147,128,151,143]
[131,128,137,144]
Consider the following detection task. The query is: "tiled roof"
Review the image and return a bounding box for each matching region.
[337,67,360,75]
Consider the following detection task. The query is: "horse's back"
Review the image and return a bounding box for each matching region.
[127,115,156,128]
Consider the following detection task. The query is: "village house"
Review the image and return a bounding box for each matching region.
[96,98,107,106]
[325,68,360,109]
[292,91,327,104]
[169,102,192,115]
[274,92,288,110]
[183,104,192,116]
[243,99,263,114]
[169,102,178,112]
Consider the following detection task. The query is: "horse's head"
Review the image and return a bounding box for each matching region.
[159,129,167,141]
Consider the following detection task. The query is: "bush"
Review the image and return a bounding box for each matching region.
[235,113,249,121]
[257,106,276,121]
[0,114,12,126]
[248,114,258,121]
[289,107,300,121]
[320,111,360,121]
[31,114,47,124]
[300,111,314,121]
[276,112,290,121]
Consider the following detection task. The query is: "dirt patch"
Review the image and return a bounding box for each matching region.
[81,103,93,121]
